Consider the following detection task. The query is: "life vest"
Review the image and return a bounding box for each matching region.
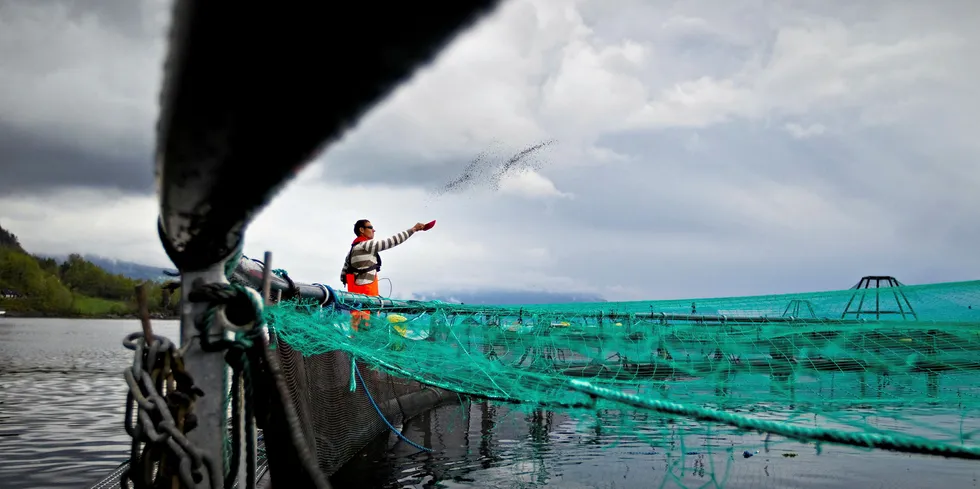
[341,239,381,286]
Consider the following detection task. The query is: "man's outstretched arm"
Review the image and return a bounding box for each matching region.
[361,223,428,253]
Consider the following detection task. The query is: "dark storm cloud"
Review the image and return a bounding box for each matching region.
[0,121,153,196]
[0,0,164,195]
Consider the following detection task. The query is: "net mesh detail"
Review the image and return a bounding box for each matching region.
[265,278,980,484]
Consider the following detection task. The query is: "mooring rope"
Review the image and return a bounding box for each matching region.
[353,362,433,453]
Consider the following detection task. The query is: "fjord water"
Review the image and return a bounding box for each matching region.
[1,318,978,489]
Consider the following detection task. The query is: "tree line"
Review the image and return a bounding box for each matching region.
[0,225,178,318]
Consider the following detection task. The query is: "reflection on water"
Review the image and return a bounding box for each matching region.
[331,398,980,489]
[2,318,980,489]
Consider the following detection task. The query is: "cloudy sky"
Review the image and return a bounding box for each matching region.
[1,0,978,302]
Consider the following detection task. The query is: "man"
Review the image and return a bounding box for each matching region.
[341,219,429,329]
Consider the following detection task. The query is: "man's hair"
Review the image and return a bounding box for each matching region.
[354,219,370,236]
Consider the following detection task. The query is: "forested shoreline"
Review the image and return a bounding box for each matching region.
[0,224,179,319]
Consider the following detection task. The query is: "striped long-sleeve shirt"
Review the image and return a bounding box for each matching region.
[340,228,417,286]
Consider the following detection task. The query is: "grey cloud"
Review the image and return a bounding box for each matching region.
[0,0,166,79]
[0,120,153,196]
[434,140,556,194]
[0,0,163,195]
[479,120,980,298]
[19,0,161,38]
[2,0,978,302]
[594,126,858,202]
[545,216,979,301]
[577,1,773,81]
[320,140,558,194]
[319,146,459,190]
[311,0,979,195]
[594,121,976,213]
[395,120,972,257]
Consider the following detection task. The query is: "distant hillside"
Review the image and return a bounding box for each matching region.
[28,255,604,304]
[41,253,177,282]
[0,224,26,253]
[0,223,178,318]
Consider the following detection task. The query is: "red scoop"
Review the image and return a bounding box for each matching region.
[422,220,436,231]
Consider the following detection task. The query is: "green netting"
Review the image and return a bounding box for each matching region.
[265,278,980,486]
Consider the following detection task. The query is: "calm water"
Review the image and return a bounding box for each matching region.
[1,318,979,489]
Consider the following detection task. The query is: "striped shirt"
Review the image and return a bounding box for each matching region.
[340,228,416,286]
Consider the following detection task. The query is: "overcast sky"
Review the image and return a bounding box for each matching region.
[1,0,978,302]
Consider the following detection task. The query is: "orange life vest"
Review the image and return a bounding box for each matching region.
[344,237,380,331]
[347,277,376,332]
[345,274,379,297]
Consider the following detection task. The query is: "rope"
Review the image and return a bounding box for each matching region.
[380,277,393,299]
[353,362,433,453]
[566,379,980,460]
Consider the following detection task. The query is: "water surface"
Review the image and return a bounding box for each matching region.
[2,318,979,489]
[332,400,980,489]
[0,318,178,489]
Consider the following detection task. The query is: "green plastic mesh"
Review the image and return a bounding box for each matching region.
[265,278,980,486]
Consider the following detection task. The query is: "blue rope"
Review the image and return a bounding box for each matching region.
[353,363,433,453]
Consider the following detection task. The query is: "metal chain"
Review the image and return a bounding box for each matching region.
[122,331,216,489]
[121,282,265,489]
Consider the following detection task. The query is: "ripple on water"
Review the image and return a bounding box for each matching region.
[4,318,980,489]
[0,318,178,489]
[0,373,131,489]
[329,401,980,489]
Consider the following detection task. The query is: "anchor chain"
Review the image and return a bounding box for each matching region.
[122,281,266,489]
[122,331,215,489]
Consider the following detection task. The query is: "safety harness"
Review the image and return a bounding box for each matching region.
[341,241,381,285]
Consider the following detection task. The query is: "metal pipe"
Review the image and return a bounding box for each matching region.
[177,261,233,489]
[230,257,888,325]
[231,256,332,306]
[261,251,273,306]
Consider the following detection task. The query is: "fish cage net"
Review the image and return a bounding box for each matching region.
[263,277,980,487]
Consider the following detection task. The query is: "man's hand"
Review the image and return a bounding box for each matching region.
[412,222,426,232]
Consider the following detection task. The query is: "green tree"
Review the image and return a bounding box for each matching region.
[0,224,176,317]
[0,223,26,252]
[0,248,45,294]
[60,253,139,301]
[33,255,60,276]
[38,274,73,312]
[0,247,73,313]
